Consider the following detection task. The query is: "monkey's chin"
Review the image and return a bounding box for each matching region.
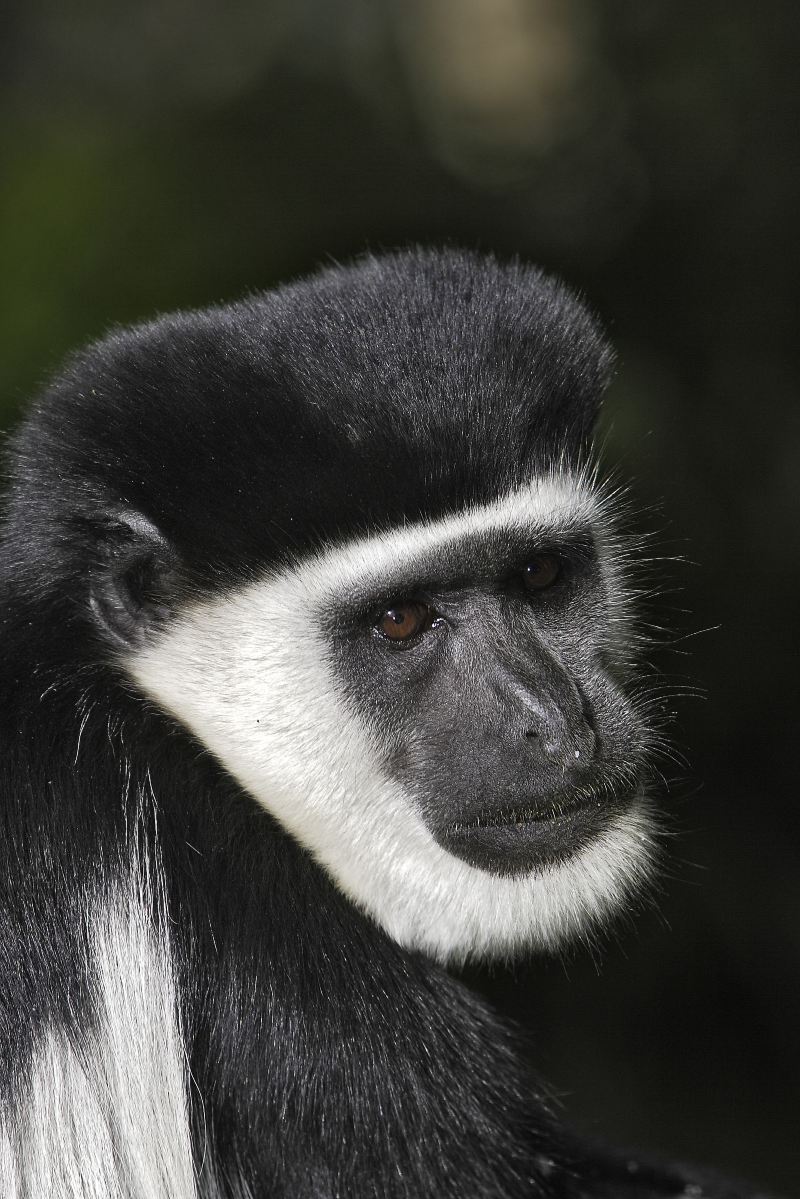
[365,794,658,966]
[435,789,636,878]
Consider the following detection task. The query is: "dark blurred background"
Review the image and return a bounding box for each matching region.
[1,0,798,1191]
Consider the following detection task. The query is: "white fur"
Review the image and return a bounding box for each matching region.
[0,872,197,1198]
[127,474,656,965]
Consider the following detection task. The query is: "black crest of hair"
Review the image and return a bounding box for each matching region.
[5,248,610,590]
[0,249,772,1197]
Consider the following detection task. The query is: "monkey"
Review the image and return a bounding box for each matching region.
[0,249,774,1197]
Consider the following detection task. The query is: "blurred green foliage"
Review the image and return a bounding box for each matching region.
[2,1,798,1191]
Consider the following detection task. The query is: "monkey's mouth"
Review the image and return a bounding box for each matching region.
[449,791,608,833]
[436,778,639,877]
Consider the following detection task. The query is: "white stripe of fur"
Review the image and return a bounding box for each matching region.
[0,877,197,1198]
[128,473,655,965]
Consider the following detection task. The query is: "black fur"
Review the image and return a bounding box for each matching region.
[4,249,609,589]
[0,249,772,1196]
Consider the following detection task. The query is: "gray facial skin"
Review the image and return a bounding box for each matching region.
[330,526,646,878]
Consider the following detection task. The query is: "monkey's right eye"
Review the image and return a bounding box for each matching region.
[376,602,433,642]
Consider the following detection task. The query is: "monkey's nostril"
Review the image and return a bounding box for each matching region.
[522,722,594,765]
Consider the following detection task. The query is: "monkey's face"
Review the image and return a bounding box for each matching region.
[120,473,656,964]
[333,505,643,881]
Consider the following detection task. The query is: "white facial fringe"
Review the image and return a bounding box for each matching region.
[128,473,657,965]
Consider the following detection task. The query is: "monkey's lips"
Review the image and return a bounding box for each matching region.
[436,783,637,877]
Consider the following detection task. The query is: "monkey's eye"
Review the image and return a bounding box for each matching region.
[521,554,561,592]
[376,602,433,642]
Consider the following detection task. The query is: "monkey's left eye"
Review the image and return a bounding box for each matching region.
[376,602,433,642]
[521,554,561,592]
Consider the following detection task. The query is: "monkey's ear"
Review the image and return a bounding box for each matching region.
[89,511,178,649]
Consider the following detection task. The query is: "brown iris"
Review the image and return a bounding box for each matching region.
[377,601,432,642]
[522,553,560,591]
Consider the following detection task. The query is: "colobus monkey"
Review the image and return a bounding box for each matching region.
[0,250,772,1197]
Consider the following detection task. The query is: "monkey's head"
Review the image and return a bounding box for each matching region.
[6,249,659,963]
